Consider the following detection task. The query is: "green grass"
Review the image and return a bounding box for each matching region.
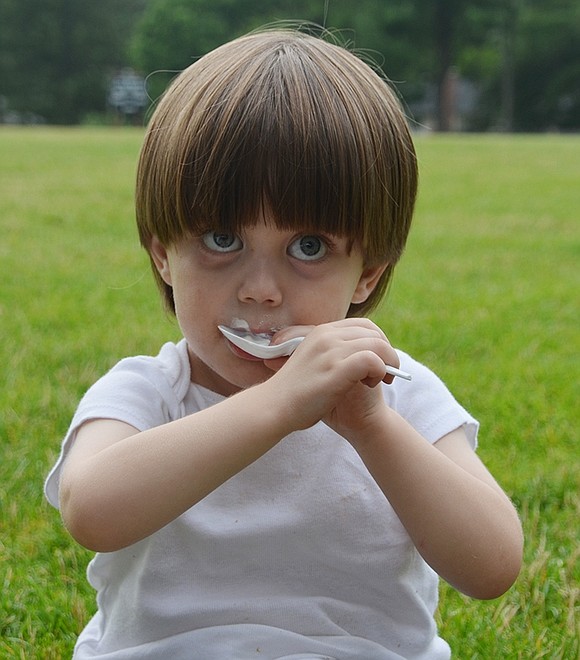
[1,128,578,658]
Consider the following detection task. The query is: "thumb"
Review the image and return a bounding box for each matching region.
[361,375,384,388]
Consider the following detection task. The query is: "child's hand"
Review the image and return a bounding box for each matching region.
[263,319,399,441]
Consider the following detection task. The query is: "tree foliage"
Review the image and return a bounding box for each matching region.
[130,0,331,102]
[0,0,578,130]
[0,0,147,124]
[514,1,580,130]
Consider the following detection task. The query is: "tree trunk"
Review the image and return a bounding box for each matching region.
[435,0,455,132]
[498,0,519,132]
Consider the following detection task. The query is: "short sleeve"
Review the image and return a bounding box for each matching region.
[44,341,191,509]
[384,350,479,449]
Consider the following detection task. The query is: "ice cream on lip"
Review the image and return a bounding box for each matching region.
[229,318,283,344]
[218,324,305,359]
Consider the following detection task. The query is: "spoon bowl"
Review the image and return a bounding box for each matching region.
[218,325,304,359]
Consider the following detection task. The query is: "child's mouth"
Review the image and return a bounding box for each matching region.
[218,324,304,360]
[225,340,266,362]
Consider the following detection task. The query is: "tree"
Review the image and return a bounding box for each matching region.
[513,1,580,130]
[0,0,148,123]
[2,0,577,128]
[130,0,330,103]
[321,0,498,130]
[459,0,580,131]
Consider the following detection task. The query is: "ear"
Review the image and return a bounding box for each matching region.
[351,263,388,305]
[149,236,173,286]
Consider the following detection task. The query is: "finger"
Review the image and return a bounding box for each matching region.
[343,336,398,367]
[342,350,390,388]
[270,325,314,345]
[328,317,389,341]
[361,375,384,388]
[262,356,288,372]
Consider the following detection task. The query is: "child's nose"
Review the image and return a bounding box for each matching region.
[237,261,283,306]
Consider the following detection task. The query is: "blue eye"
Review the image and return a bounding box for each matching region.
[288,235,327,261]
[202,231,242,253]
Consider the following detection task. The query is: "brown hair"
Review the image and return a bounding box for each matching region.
[136,29,418,316]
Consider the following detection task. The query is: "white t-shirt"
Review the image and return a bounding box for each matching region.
[45,339,478,659]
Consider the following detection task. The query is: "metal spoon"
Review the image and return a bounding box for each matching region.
[218,324,412,380]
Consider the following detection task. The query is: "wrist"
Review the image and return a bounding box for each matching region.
[346,405,401,453]
[241,377,302,439]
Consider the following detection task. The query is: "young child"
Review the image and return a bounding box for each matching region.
[45,29,523,659]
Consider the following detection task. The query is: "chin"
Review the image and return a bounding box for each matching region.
[231,363,273,390]
[193,357,273,397]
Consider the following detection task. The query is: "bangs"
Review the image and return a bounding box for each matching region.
[137,32,416,266]
[184,43,373,240]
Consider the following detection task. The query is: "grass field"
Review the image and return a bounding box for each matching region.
[1,127,578,658]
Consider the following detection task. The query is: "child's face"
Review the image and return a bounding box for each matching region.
[151,213,385,396]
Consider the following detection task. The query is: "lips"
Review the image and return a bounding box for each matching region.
[224,337,265,362]
[230,318,281,337]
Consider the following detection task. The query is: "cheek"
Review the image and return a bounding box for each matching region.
[172,287,194,321]
[295,282,358,324]
[327,269,365,308]
[172,280,211,333]
[308,259,366,313]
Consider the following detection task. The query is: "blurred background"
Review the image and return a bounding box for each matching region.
[0,0,579,132]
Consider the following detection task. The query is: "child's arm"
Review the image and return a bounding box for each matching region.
[59,383,298,552]
[348,417,523,600]
[269,320,523,600]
